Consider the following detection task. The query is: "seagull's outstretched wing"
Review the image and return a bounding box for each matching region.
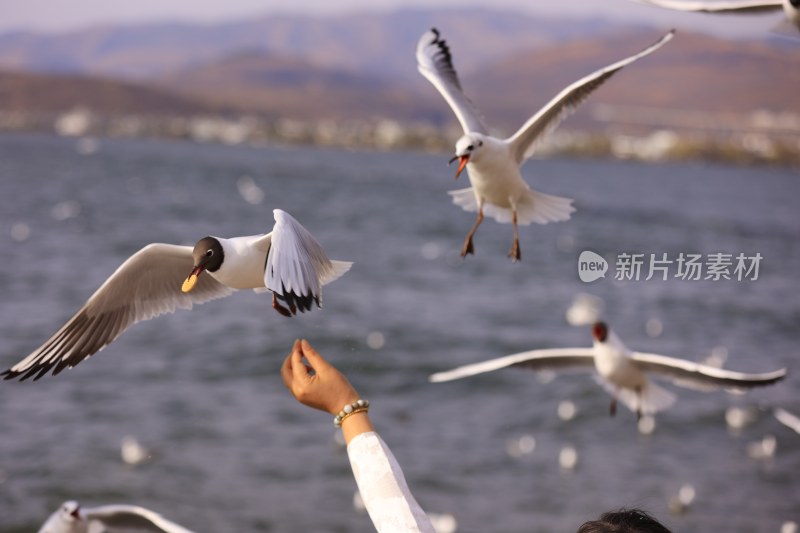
[632,351,787,391]
[429,348,596,383]
[416,28,488,135]
[774,407,800,434]
[506,30,675,164]
[84,504,195,533]
[264,209,352,314]
[634,0,783,13]
[3,244,233,381]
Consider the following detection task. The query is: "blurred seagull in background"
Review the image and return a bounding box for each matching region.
[565,293,605,326]
[120,435,155,466]
[430,321,787,419]
[38,500,194,533]
[634,0,799,31]
[746,434,777,460]
[668,483,697,515]
[416,28,674,261]
[3,209,351,381]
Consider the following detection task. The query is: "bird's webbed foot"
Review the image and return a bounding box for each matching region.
[508,239,521,262]
[461,235,475,257]
[272,293,294,317]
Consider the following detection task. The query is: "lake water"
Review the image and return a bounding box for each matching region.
[0,133,797,532]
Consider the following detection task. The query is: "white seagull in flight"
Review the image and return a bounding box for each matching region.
[430,322,787,419]
[634,0,799,31]
[38,500,194,533]
[416,28,675,261]
[3,209,351,381]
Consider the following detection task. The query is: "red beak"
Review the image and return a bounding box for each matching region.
[448,154,470,180]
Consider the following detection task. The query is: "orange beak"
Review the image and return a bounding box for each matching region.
[182,265,204,293]
[448,154,470,180]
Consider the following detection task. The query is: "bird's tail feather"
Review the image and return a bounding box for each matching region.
[320,260,353,286]
[448,187,574,225]
[518,189,575,225]
[448,187,479,212]
[618,381,676,415]
[597,377,676,415]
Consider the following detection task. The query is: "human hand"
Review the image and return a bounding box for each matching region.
[280,339,360,415]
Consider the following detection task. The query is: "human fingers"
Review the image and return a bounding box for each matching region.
[291,338,312,383]
[300,339,334,372]
[280,339,301,389]
[302,340,361,413]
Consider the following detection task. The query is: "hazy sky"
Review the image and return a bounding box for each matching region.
[0,0,776,37]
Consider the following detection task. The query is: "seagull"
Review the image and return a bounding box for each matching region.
[633,0,799,31]
[565,293,605,327]
[121,435,154,466]
[38,500,194,533]
[429,321,787,419]
[746,434,777,460]
[668,483,696,515]
[416,28,674,261]
[3,209,351,381]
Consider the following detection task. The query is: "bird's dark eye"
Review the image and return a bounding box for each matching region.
[478,140,483,147]
[206,250,213,257]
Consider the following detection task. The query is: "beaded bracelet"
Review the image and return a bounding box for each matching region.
[334,399,370,427]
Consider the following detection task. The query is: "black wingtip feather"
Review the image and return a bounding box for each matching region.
[278,283,296,315]
[425,27,461,91]
[431,29,451,58]
[1,353,67,381]
[1,367,33,381]
[33,365,52,381]
[52,359,71,376]
[276,281,319,315]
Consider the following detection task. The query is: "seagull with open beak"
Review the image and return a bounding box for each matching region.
[417,27,675,261]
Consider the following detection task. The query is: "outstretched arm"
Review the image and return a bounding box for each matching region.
[281,340,435,533]
[347,431,436,533]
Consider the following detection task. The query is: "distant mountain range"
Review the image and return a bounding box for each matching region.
[0,8,797,133]
[158,50,439,122]
[0,69,209,115]
[0,9,618,80]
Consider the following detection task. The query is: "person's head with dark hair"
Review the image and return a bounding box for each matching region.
[577,508,672,533]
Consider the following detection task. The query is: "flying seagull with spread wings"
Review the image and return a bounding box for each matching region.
[634,0,799,31]
[430,322,786,419]
[416,28,675,261]
[3,209,351,381]
[38,500,194,533]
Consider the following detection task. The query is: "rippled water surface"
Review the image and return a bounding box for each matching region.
[0,134,797,532]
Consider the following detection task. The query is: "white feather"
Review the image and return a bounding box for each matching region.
[633,0,783,13]
[448,187,574,225]
[265,209,352,306]
[416,28,487,134]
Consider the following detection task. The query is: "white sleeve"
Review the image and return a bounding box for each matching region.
[347,431,436,533]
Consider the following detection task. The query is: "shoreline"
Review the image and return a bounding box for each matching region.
[1,108,798,168]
